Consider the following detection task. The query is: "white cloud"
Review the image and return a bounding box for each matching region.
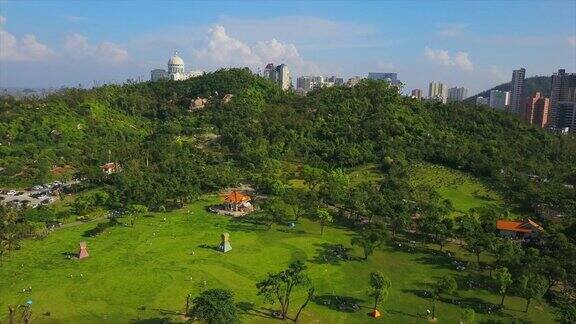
[437,23,467,37]
[254,39,301,64]
[64,33,129,63]
[195,25,259,66]
[0,15,53,61]
[453,52,473,71]
[217,16,374,50]
[568,36,576,46]
[424,46,474,71]
[424,47,451,66]
[194,25,318,75]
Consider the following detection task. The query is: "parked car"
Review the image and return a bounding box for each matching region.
[7,190,17,195]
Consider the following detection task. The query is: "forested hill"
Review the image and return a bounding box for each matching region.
[1,69,575,218]
[464,75,551,104]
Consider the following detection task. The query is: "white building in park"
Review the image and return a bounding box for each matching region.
[151,52,204,81]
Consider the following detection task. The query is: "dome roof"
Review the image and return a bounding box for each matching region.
[168,52,184,66]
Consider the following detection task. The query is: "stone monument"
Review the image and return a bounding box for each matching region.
[78,241,89,259]
[218,233,232,253]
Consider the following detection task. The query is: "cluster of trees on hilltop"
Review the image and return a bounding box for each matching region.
[1,69,575,215]
[1,68,575,229]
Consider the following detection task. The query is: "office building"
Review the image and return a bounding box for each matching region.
[368,72,401,85]
[275,64,292,90]
[476,96,489,105]
[557,102,576,133]
[263,63,292,90]
[346,76,363,87]
[509,68,526,114]
[411,89,423,99]
[447,87,468,102]
[296,75,342,94]
[550,69,576,130]
[263,63,275,80]
[521,92,550,128]
[326,76,344,86]
[428,81,448,103]
[489,90,510,110]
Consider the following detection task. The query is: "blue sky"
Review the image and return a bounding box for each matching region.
[1,0,575,95]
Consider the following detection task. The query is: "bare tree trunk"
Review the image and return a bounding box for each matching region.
[294,288,314,322]
[525,298,531,313]
[8,305,15,324]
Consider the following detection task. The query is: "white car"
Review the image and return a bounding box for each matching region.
[7,190,17,195]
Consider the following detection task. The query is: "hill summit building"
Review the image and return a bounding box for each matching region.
[151,52,204,81]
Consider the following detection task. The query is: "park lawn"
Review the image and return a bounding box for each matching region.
[0,195,555,323]
[408,163,521,219]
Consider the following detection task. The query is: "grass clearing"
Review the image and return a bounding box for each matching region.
[408,163,519,218]
[0,195,553,323]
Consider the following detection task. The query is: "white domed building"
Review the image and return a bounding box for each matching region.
[151,52,204,82]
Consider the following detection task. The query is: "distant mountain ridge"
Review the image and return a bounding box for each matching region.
[464,76,551,104]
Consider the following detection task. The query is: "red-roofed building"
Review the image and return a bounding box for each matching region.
[101,162,121,175]
[223,191,252,211]
[496,219,543,239]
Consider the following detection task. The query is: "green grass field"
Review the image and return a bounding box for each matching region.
[0,195,554,323]
[408,163,519,218]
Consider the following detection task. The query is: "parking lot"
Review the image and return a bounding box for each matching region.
[0,180,80,209]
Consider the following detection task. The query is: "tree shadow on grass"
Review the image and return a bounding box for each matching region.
[401,288,433,300]
[386,308,424,319]
[82,219,117,237]
[198,244,219,252]
[61,251,78,259]
[312,295,364,313]
[237,302,277,320]
[226,217,267,233]
[412,252,457,270]
[402,288,511,318]
[309,243,359,265]
[276,228,307,235]
[153,308,181,316]
[129,318,170,324]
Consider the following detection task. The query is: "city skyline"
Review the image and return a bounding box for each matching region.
[1,1,575,95]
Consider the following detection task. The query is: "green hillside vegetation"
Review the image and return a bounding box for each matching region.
[464,75,552,104]
[1,69,576,323]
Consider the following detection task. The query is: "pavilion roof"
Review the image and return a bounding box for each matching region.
[223,191,251,203]
[496,219,543,233]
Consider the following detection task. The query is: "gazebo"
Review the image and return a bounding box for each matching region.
[223,191,251,211]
